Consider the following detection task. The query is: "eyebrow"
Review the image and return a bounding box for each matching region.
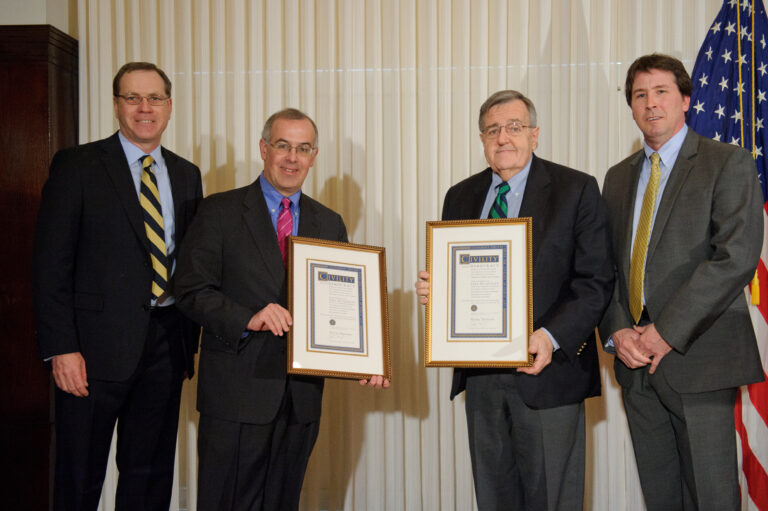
[274,138,314,146]
[486,118,526,126]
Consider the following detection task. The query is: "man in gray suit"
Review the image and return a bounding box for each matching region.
[600,53,765,511]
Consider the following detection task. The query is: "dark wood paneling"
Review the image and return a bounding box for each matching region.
[0,25,78,510]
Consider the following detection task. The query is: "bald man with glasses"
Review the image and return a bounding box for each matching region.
[176,108,388,510]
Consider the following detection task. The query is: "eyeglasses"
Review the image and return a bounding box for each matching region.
[482,121,532,139]
[116,94,170,106]
[268,141,317,158]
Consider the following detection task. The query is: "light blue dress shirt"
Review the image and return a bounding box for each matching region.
[259,172,301,235]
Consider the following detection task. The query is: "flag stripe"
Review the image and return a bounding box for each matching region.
[737,389,768,510]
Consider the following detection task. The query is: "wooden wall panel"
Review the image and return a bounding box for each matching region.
[0,25,78,510]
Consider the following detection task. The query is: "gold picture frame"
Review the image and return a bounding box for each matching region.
[425,218,533,367]
[287,236,392,380]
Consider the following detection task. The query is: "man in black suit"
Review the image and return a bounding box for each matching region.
[415,90,613,510]
[33,62,202,510]
[600,53,764,511]
[175,108,388,511]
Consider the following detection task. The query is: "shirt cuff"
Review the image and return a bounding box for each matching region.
[541,328,559,351]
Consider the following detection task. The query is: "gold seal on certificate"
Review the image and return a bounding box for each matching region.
[287,237,392,380]
[425,218,533,367]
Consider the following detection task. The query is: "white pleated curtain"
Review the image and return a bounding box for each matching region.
[77,1,728,509]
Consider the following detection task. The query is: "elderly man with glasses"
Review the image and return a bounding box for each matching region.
[416,90,613,510]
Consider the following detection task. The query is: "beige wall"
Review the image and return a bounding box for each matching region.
[1,0,77,38]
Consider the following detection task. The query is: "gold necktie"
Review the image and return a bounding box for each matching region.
[139,155,169,300]
[629,152,661,323]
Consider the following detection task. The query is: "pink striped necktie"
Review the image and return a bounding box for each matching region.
[277,197,293,267]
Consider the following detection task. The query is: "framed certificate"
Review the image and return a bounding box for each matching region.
[425,218,533,367]
[287,236,392,380]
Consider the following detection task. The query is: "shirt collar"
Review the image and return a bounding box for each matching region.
[118,130,165,167]
[258,172,302,209]
[643,124,688,169]
[490,154,533,188]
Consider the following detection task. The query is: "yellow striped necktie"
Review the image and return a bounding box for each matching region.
[628,152,661,323]
[139,155,169,300]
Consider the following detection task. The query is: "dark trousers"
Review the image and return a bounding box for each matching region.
[464,372,586,511]
[622,367,739,511]
[197,392,320,511]
[53,307,185,511]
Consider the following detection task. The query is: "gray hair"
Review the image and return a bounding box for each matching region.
[261,108,319,146]
[478,90,537,132]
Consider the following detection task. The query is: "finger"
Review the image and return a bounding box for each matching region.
[359,379,368,386]
[418,270,430,280]
[73,378,89,397]
[272,305,293,332]
[648,356,662,374]
[382,378,391,388]
[517,357,543,375]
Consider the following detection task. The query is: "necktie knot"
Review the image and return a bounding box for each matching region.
[650,152,660,168]
[281,197,291,210]
[141,154,154,171]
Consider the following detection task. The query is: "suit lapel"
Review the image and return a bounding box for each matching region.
[244,177,285,290]
[518,155,550,265]
[100,133,150,253]
[619,152,645,273]
[469,169,493,219]
[163,147,185,239]
[297,195,321,237]
[646,130,698,261]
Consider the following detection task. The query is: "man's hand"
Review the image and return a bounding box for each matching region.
[358,375,391,389]
[247,303,293,336]
[612,328,652,369]
[634,323,673,374]
[415,270,430,305]
[52,352,89,397]
[517,329,554,375]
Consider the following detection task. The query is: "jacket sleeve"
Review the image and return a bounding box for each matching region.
[33,150,83,359]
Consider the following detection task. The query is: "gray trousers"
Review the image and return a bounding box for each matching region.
[465,372,586,511]
[622,367,739,511]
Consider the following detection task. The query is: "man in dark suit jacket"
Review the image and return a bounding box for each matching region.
[415,90,613,510]
[599,54,764,511]
[33,62,202,510]
[175,108,388,511]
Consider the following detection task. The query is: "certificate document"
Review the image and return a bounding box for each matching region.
[308,262,367,354]
[449,243,509,339]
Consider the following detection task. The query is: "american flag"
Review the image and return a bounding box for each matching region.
[688,1,768,509]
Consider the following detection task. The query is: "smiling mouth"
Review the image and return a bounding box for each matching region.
[647,115,662,121]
